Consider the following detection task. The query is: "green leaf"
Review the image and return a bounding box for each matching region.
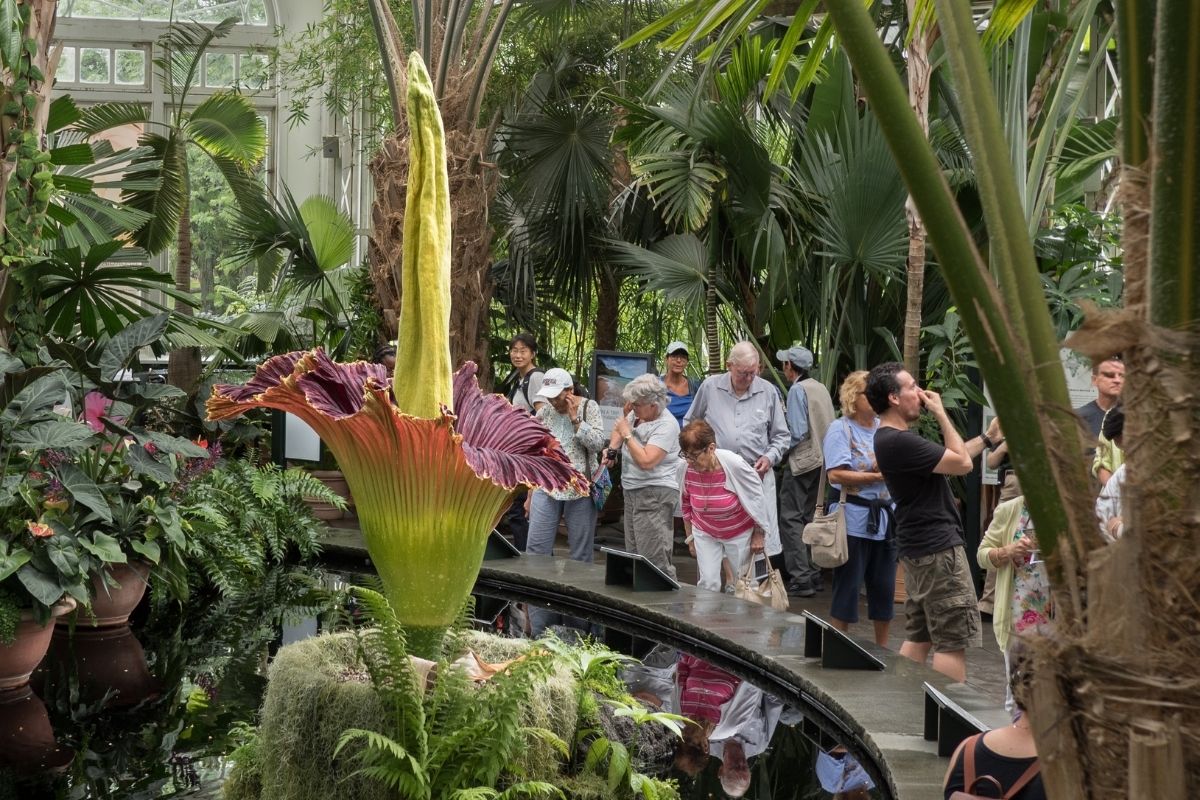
[81,532,127,564]
[9,420,96,451]
[46,95,82,134]
[0,542,31,583]
[17,564,67,607]
[0,0,21,69]
[187,92,268,164]
[73,102,151,136]
[1,371,68,425]
[300,195,356,272]
[57,463,114,525]
[98,312,170,380]
[126,444,178,484]
[49,143,96,166]
[143,431,208,458]
[45,530,83,577]
[129,538,161,564]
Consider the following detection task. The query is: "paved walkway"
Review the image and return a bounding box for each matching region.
[591,520,1009,708]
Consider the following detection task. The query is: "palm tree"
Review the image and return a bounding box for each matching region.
[608,37,805,371]
[74,18,267,390]
[224,187,360,357]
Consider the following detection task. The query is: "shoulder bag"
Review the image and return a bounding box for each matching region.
[734,556,789,611]
[802,421,851,568]
[949,733,1041,799]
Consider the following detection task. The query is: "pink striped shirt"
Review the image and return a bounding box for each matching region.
[677,653,741,723]
[682,467,754,540]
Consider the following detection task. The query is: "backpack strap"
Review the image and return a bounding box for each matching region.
[519,369,543,410]
[961,733,981,794]
[1002,759,1041,799]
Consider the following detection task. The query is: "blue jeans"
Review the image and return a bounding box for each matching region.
[525,491,598,637]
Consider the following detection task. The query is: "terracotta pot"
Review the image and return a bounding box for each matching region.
[67,560,151,629]
[309,468,354,517]
[0,685,74,773]
[0,598,77,690]
[47,624,159,709]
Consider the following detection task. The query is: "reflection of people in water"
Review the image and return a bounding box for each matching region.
[673,654,784,798]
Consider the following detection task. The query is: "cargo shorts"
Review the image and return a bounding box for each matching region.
[901,545,982,653]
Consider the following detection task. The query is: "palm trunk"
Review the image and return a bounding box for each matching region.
[594,267,620,351]
[167,194,201,389]
[902,0,933,376]
[704,218,721,374]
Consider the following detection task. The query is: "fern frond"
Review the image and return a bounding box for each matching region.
[350,587,429,761]
[496,781,566,800]
[520,727,569,759]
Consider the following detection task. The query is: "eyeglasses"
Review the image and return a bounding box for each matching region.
[730,368,757,379]
[680,449,709,463]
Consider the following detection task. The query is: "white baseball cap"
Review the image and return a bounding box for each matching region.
[665,341,690,356]
[536,367,573,399]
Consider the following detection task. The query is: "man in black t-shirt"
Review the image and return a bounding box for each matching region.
[865,362,999,682]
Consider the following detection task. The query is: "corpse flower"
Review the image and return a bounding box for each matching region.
[207,54,583,647]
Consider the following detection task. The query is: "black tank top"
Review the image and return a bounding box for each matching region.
[943,735,1046,799]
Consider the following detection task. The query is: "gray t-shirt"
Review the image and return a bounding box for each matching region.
[621,411,681,491]
[508,369,544,414]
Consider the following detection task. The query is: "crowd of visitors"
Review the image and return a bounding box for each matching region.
[488,332,1132,794]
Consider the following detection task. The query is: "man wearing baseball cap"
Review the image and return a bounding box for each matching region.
[777,345,835,597]
[661,341,699,426]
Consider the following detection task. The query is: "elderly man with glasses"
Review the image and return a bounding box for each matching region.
[684,341,791,563]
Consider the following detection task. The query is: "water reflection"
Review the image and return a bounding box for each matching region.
[481,602,884,800]
[2,568,883,800]
[0,567,337,799]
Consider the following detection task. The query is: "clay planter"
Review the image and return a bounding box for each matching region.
[0,685,74,774]
[0,598,77,690]
[47,624,159,709]
[66,560,151,629]
[305,469,353,521]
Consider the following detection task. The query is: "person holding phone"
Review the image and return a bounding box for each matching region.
[606,374,680,579]
[978,486,1053,713]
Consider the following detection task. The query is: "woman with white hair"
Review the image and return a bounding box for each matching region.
[606,373,681,578]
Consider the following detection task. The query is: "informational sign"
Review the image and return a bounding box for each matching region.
[589,350,655,438]
[284,412,322,462]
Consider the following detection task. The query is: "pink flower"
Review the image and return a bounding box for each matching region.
[26,521,54,538]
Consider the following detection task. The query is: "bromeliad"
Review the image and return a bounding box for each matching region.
[207,55,584,646]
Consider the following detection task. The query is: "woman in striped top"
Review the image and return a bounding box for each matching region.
[679,420,771,592]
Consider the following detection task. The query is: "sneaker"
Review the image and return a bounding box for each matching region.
[786,580,815,598]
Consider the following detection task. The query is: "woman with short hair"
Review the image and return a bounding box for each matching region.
[677,420,770,592]
[607,374,680,578]
[823,370,896,647]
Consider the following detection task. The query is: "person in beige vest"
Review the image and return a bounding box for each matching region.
[776,346,836,597]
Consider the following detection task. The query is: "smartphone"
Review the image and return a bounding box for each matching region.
[754,557,769,580]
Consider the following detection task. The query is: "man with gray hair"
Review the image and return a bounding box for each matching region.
[777,346,835,598]
[606,373,681,578]
[685,342,791,561]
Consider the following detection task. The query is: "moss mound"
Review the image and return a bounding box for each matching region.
[225,632,391,800]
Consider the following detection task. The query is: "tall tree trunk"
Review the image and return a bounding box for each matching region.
[902,0,934,376]
[594,267,620,351]
[368,121,497,387]
[167,194,201,389]
[0,0,58,360]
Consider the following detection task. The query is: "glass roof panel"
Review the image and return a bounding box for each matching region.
[59,0,269,25]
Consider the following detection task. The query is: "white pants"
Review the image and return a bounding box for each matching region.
[694,529,752,592]
[760,468,781,557]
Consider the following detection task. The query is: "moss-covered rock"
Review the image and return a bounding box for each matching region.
[226,632,390,800]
